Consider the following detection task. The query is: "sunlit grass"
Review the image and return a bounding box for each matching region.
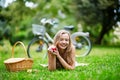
[0,41,120,80]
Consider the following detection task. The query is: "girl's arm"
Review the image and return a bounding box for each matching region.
[48,45,76,70]
[48,51,56,71]
[56,47,75,70]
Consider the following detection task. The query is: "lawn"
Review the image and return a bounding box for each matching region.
[0,41,120,80]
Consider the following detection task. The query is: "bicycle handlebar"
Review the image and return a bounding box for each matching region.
[40,18,59,26]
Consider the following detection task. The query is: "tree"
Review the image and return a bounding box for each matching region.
[30,0,77,35]
[0,0,36,45]
[74,0,120,44]
[0,0,77,45]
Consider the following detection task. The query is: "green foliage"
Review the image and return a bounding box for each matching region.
[83,24,102,43]
[1,0,77,42]
[74,0,116,24]
[1,0,120,45]
[74,0,119,44]
[31,0,77,35]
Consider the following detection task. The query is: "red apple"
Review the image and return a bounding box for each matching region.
[52,48,56,52]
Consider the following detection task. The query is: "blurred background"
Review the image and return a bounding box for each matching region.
[0,0,120,46]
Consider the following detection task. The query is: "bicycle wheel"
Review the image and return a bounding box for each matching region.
[27,37,48,64]
[71,32,92,57]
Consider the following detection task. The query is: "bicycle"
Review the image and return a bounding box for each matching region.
[27,18,92,60]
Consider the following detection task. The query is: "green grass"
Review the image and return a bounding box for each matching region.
[0,41,120,80]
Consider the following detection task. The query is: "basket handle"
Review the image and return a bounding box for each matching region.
[12,41,28,58]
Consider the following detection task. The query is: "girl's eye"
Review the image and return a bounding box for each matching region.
[59,39,69,42]
[60,38,63,41]
[65,39,69,41]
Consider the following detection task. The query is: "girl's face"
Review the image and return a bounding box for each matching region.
[57,33,70,50]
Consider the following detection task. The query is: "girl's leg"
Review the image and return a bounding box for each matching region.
[48,51,56,71]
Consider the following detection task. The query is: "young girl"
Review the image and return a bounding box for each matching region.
[48,30,75,71]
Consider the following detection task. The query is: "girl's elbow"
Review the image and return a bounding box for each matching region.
[48,67,56,71]
[70,66,75,70]
[48,68,56,71]
[66,66,75,70]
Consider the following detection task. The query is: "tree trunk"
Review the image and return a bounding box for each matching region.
[95,26,107,44]
[95,5,116,44]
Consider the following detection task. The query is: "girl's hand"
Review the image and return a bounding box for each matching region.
[48,45,58,55]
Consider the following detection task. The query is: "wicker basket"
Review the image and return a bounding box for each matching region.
[4,41,33,72]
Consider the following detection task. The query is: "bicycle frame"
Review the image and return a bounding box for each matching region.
[27,18,92,58]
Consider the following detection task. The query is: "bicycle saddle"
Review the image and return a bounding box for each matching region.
[64,25,74,31]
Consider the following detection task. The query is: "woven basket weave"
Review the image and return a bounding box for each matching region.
[4,41,33,72]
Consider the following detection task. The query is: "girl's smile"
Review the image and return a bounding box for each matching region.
[58,34,69,50]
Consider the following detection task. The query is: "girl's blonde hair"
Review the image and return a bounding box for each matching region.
[53,30,75,65]
[53,30,72,52]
